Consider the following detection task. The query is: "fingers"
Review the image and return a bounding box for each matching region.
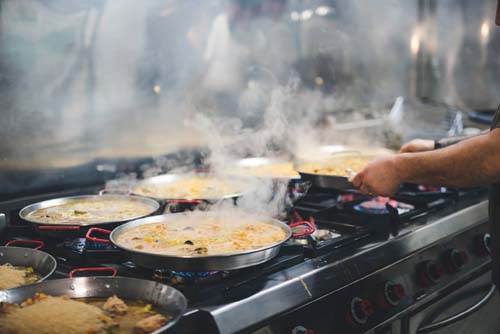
[351,172,362,188]
[360,184,372,195]
[352,172,373,195]
[399,142,416,153]
[400,139,434,153]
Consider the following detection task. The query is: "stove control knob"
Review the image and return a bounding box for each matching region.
[346,297,374,325]
[417,261,444,287]
[444,249,469,272]
[291,326,314,334]
[377,281,406,308]
[475,233,491,256]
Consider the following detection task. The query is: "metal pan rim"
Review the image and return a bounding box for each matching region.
[19,194,160,226]
[109,213,293,260]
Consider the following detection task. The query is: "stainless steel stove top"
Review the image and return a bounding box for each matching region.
[0,187,490,334]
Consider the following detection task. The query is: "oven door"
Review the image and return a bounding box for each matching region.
[404,271,500,334]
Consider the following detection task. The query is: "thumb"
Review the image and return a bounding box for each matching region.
[352,172,363,187]
[399,144,411,153]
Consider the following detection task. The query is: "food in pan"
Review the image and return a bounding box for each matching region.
[298,155,376,177]
[25,197,154,225]
[133,176,244,200]
[116,213,288,256]
[0,293,171,334]
[0,264,41,290]
[223,160,300,179]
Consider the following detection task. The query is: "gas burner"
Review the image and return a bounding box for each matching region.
[171,271,219,278]
[153,269,222,285]
[62,238,116,251]
[45,237,123,265]
[354,197,415,215]
[337,193,358,204]
[115,261,226,285]
[417,185,447,192]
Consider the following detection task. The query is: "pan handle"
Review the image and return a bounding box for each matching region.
[69,267,118,278]
[38,225,80,231]
[5,239,45,250]
[288,180,312,202]
[99,188,132,196]
[290,216,316,237]
[86,227,112,243]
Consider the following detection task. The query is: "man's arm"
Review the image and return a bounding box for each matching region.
[396,129,500,187]
[353,128,500,196]
[400,130,489,153]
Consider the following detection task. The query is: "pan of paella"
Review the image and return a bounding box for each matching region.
[86,210,315,271]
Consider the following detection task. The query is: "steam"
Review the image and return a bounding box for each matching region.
[2,0,497,200]
[183,80,313,218]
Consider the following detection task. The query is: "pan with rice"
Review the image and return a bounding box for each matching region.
[0,277,187,334]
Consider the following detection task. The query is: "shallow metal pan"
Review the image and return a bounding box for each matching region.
[295,153,382,191]
[19,194,160,238]
[223,157,301,181]
[131,173,251,203]
[0,246,57,288]
[222,157,310,213]
[87,212,315,271]
[298,171,355,190]
[0,276,187,333]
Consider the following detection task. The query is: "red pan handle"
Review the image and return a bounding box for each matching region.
[69,267,117,278]
[290,216,316,237]
[5,239,45,250]
[99,188,132,196]
[38,225,80,231]
[86,227,112,243]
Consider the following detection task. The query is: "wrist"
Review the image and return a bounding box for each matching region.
[392,154,409,183]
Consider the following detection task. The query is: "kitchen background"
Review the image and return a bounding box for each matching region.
[0,0,499,198]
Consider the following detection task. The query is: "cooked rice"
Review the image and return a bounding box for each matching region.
[0,295,115,334]
[27,197,154,225]
[116,212,288,256]
[134,176,243,199]
[299,156,375,177]
[0,264,30,290]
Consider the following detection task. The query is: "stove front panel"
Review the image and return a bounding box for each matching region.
[249,221,491,334]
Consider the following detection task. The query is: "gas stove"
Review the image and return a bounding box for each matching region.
[0,185,491,334]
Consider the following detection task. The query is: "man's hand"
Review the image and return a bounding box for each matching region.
[399,139,435,153]
[352,156,402,196]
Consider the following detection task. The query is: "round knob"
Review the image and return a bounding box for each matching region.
[417,261,444,287]
[291,326,315,334]
[475,233,491,256]
[346,297,374,325]
[445,249,469,272]
[378,281,406,307]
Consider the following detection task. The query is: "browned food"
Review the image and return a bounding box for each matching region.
[0,294,116,334]
[26,197,154,225]
[102,295,128,315]
[0,264,41,290]
[134,314,168,334]
[116,211,288,256]
[0,293,171,334]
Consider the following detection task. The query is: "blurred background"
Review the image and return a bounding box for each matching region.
[0,0,499,198]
